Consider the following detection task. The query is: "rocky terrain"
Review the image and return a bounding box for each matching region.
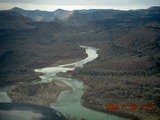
[8,80,72,106]
[0,6,160,120]
[61,23,160,119]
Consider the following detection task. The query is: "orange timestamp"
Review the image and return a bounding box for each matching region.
[106,104,155,111]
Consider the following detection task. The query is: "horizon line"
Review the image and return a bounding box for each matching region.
[0,3,159,11]
[1,6,159,12]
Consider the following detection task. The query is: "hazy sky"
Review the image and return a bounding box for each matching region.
[0,0,160,11]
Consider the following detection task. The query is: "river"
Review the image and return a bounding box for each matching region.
[0,45,126,120]
[35,45,126,120]
[0,87,11,103]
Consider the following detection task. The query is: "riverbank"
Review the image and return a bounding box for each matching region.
[55,41,160,120]
[8,80,72,106]
[67,68,160,119]
[57,72,138,120]
[7,45,131,120]
[58,71,160,120]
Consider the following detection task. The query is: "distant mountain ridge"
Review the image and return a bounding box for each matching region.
[6,6,160,27]
[9,7,73,21]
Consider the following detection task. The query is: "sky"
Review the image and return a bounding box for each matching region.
[0,0,160,11]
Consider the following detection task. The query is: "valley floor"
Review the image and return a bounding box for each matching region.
[58,41,160,120]
[4,41,160,120]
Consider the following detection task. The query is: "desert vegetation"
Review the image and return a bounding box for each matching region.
[0,7,160,120]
